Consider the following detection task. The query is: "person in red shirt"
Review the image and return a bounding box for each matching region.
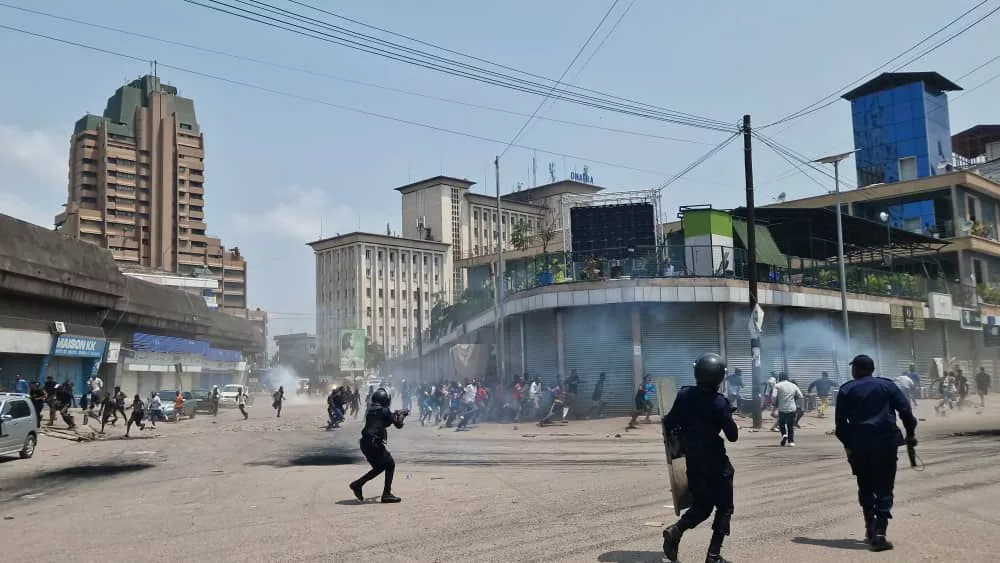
[511,377,525,422]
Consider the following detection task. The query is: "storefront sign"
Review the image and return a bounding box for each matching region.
[105,340,122,363]
[0,328,53,355]
[960,309,982,331]
[52,335,106,358]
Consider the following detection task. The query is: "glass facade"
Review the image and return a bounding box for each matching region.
[851,81,953,187]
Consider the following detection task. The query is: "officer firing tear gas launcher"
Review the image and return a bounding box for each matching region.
[661,353,738,563]
[349,387,409,504]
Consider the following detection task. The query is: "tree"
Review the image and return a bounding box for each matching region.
[534,207,560,272]
[510,219,531,251]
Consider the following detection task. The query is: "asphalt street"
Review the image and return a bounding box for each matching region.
[2,396,999,562]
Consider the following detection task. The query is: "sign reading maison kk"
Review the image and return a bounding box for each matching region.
[53,335,107,358]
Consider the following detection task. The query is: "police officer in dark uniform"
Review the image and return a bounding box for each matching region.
[349,388,409,503]
[661,353,738,563]
[835,354,917,552]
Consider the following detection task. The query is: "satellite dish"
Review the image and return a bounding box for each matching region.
[777,192,786,202]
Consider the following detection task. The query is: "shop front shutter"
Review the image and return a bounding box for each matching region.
[781,310,839,391]
[0,354,44,389]
[523,309,558,386]
[642,303,720,402]
[563,305,633,416]
[877,316,913,378]
[913,320,945,379]
[47,357,84,398]
[505,314,524,380]
[947,323,977,374]
[845,313,877,386]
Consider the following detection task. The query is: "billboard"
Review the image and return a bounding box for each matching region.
[339,329,366,372]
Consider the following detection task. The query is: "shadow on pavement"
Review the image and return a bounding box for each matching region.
[0,462,155,503]
[791,536,869,551]
[245,447,360,468]
[334,498,381,506]
[597,550,665,563]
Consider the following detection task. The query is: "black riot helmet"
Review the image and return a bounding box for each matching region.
[371,387,391,407]
[693,353,727,388]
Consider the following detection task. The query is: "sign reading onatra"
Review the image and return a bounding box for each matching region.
[339,329,366,372]
[53,335,106,358]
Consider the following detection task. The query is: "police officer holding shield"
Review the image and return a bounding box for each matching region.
[835,354,917,552]
[661,353,738,563]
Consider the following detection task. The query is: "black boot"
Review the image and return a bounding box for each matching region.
[870,516,893,552]
[662,525,682,562]
[380,492,401,503]
[863,509,874,545]
[705,554,732,563]
[349,481,364,501]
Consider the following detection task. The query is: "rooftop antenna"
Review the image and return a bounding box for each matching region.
[548,162,556,183]
[532,152,538,187]
[320,219,324,239]
[386,222,391,236]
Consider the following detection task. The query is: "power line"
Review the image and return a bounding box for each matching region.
[763,0,995,128]
[0,2,715,146]
[282,0,727,130]
[515,0,638,145]
[0,23,696,178]
[654,132,741,193]
[182,0,735,132]
[501,0,623,158]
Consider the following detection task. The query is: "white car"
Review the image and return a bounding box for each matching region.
[0,393,38,460]
[220,384,253,407]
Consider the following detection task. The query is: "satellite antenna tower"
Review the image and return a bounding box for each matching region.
[532,152,538,187]
[548,162,556,183]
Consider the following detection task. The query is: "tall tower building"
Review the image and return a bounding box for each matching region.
[55,75,248,312]
[843,72,962,187]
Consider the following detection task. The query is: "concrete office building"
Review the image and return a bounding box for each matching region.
[54,75,249,312]
[309,232,449,369]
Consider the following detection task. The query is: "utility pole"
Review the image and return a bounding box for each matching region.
[742,115,763,430]
[495,156,507,385]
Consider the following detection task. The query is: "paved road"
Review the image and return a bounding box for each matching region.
[2,396,999,562]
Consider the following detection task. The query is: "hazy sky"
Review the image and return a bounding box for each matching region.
[1,0,997,338]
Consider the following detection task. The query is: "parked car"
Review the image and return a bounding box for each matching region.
[189,389,216,414]
[220,384,253,407]
[0,393,38,460]
[156,390,196,422]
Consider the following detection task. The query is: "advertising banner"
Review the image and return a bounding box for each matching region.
[339,329,366,372]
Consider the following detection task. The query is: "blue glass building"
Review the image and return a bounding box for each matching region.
[843,72,962,188]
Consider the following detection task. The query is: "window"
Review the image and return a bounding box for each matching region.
[6,400,31,419]
[378,251,384,261]
[366,307,371,317]
[366,326,372,337]
[365,249,372,259]
[966,194,981,223]
[378,307,384,317]
[390,289,395,299]
[179,123,193,131]
[378,288,384,298]
[973,258,987,285]
[390,308,396,316]
[366,288,371,298]
[898,156,917,182]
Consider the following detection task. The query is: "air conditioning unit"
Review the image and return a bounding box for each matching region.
[51,321,66,334]
[417,216,427,230]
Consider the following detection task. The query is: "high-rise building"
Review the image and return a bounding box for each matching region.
[54,75,248,311]
[843,72,961,187]
[309,232,449,369]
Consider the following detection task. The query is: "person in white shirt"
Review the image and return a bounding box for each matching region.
[895,373,915,405]
[456,382,477,431]
[147,392,162,427]
[771,373,803,446]
[236,390,249,420]
[528,378,540,418]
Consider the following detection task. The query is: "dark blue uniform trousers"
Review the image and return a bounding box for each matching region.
[848,449,898,519]
[679,459,734,535]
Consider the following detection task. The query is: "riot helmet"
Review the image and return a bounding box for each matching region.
[693,353,727,388]
[372,387,391,407]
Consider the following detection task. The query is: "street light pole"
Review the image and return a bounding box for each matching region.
[814,151,856,374]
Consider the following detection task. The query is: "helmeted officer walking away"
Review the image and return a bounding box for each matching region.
[835,354,917,552]
[350,388,409,504]
[661,353,738,563]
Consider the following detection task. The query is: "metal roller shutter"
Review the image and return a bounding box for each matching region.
[724,306,784,392]
[913,321,945,379]
[641,303,719,401]
[523,310,558,386]
[781,310,838,391]
[846,314,877,384]
[563,305,633,416]
[0,354,44,389]
[948,324,977,374]
[505,315,524,379]
[875,316,911,378]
